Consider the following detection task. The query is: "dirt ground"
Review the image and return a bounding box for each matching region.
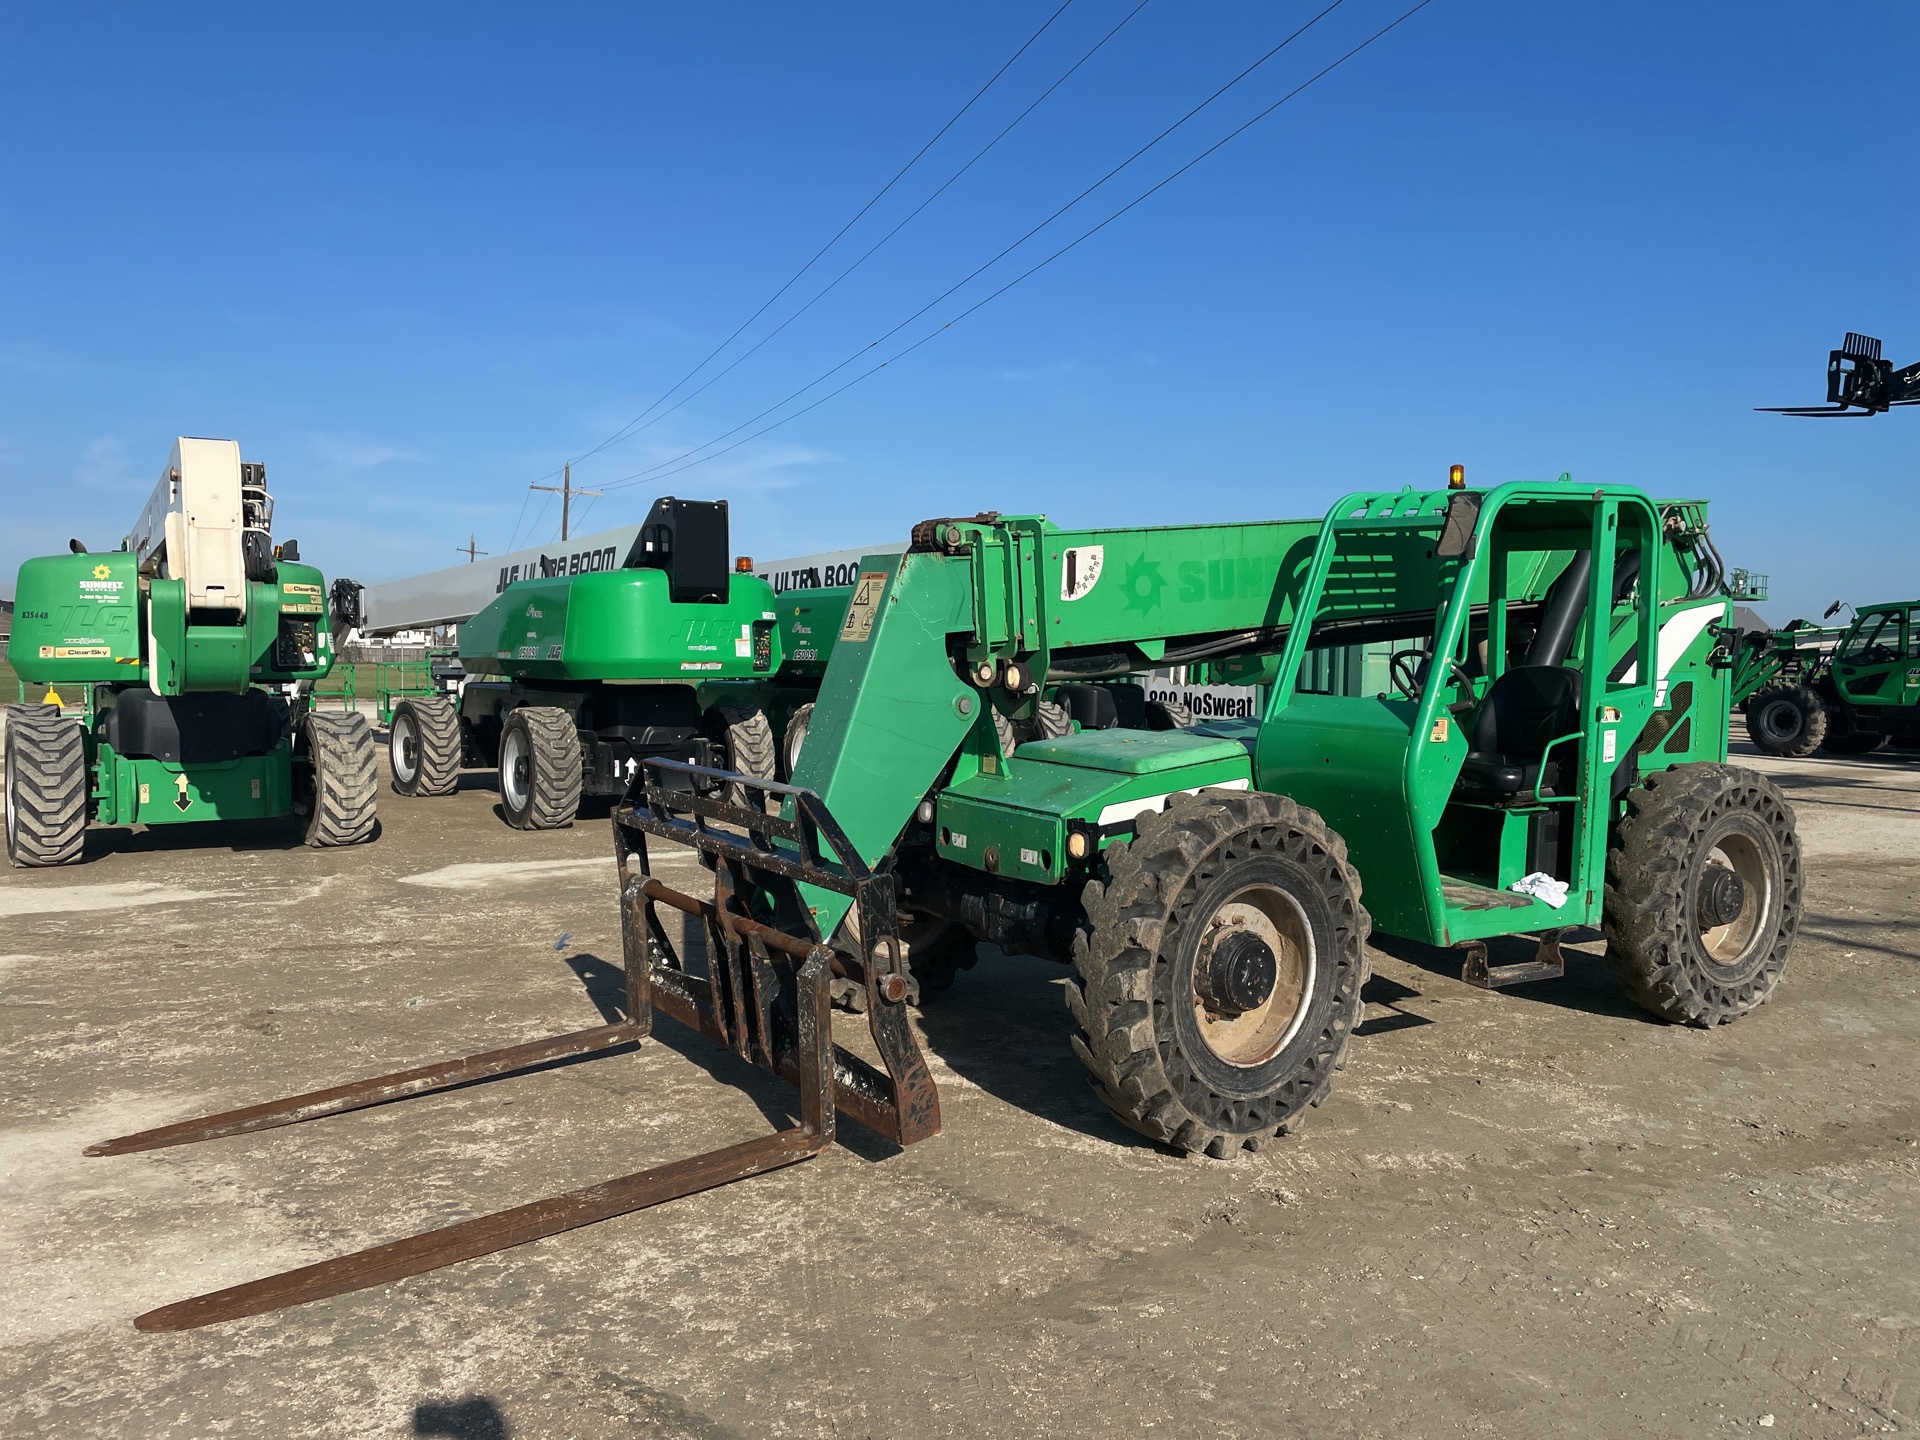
[2,735,1917,1439]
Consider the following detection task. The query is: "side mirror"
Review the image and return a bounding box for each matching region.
[1823,601,1844,619]
[276,539,301,562]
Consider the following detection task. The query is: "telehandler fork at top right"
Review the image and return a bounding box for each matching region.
[90,475,1799,1329]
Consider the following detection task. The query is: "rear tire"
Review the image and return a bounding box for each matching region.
[302,711,378,848]
[389,696,462,797]
[1744,683,1825,757]
[903,917,979,998]
[1602,764,1800,1026]
[1067,790,1369,1157]
[3,706,88,867]
[498,707,582,830]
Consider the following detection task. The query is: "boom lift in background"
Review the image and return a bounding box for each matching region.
[4,438,376,866]
[337,499,838,829]
[94,474,1802,1330]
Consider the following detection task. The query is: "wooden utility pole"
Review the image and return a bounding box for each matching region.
[456,535,488,563]
[529,462,603,542]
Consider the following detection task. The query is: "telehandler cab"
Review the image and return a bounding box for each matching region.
[91,476,1799,1330]
[1739,599,1920,758]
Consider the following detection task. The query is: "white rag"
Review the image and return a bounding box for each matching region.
[1508,872,1569,909]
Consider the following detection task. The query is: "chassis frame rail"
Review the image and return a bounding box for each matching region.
[84,760,935,1331]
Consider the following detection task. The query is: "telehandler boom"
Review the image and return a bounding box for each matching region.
[88,475,1798,1329]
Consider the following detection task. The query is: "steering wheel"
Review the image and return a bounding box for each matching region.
[1391,650,1475,699]
[1862,644,1898,664]
[1389,650,1425,697]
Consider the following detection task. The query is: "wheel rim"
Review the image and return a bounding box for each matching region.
[1758,700,1802,743]
[501,726,530,811]
[1191,882,1316,1067]
[391,713,419,784]
[1696,831,1772,966]
[784,713,809,777]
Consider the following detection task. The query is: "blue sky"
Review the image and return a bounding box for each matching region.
[2,1,1914,622]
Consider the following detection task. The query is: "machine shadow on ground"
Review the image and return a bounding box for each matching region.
[1367,929,1659,1024]
[80,816,315,861]
[913,950,1181,1153]
[411,1394,509,1439]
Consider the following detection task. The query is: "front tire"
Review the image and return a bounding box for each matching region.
[1744,683,1825,757]
[498,707,582,830]
[1602,764,1800,1026]
[3,706,88,867]
[1067,790,1369,1157]
[389,696,462,797]
[302,711,378,848]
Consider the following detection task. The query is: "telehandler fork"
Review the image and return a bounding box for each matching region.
[87,766,938,1331]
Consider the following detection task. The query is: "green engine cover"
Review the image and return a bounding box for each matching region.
[7,551,143,682]
[460,569,783,682]
[8,551,334,692]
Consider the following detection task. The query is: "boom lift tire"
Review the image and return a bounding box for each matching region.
[1744,683,1826,757]
[498,707,582,830]
[992,707,1018,758]
[388,696,462,797]
[1067,790,1370,1157]
[1602,764,1800,1027]
[782,702,814,780]
[300,711,379,848]
[707,704,775,807]
[1146,697,1196,730]
[1818,730,1886,757]
[1035,699,1072,740]
[3,706,88,868]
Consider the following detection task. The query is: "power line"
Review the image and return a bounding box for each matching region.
[606,0,1155,452]
[601,0,1439,496]
[596,0,1356,493]
[555,0,1081,477]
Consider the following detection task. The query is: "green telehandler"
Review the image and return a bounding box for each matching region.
[1736,600,1920,758]
[4,437,377,866]
[95,473,1801,1331]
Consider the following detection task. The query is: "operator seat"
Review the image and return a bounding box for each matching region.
[1454,665,1582,804]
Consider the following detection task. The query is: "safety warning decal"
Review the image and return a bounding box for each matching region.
[839,571,890,642]
[1061,546,1103,602]
[281,582,324,615]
